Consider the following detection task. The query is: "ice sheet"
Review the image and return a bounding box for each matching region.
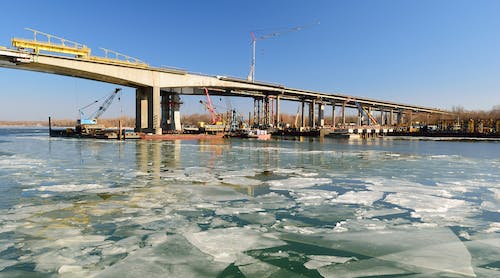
[185,227,286,263]
[281,226,475,276]
[0,259,17,272]
[384,192,478,225]
[33,183,105,192]
[332,190,384,206]
[268,177,331,190]
[304,255,356,269]
[291,189,338,206]
[95,234,228,277]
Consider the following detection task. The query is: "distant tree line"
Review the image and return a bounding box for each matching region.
[2,105,498,128]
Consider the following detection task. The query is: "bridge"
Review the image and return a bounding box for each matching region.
[0,30,449,134]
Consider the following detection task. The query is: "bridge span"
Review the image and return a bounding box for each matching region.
[0,43,449,134]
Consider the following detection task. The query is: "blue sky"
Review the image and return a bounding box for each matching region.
[1,0,500,120]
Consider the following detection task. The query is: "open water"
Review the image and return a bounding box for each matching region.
[0,127,499,277]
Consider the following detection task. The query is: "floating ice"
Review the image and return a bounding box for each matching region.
[268,177,331,190]
[95,234,227,277]
[384,192,478,225]
[238,260,285,277]
[366,177,456,198]
[101,236,140,256]
[58,265,83,274]
[236,212,276,225]
[304,255,357,269]
[465,234,500,272]
[291,189,338,206]
[484,223,500,233]
[221,176,262,187]
[214,206,263,216]
[0,203,74,221]
[355,207,408,219]
[185,227,286,263]
[295,204,357,223]
[481,188,500,213]
[317,257,423,278]
[333,218,390,232]
[481,200,500,213]
[0,259,17,271]
[332,190,383,206]
[34,183,105,192]
[0,155,45,170]
[281,226,475,276]
[251,192,295,210]
[34,250,78,272]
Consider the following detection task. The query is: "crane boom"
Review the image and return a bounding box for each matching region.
[91,88,122,120]
[203,88,219,124]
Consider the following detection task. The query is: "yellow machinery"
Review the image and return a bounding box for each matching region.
[12,28,91,58]
[11,28,148,67]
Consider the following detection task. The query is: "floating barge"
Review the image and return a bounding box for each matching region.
[49,128,226,141]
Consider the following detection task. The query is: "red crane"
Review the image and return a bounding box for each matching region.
[202,88,220,124]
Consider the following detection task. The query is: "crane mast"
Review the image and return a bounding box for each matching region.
[247,22,319,82]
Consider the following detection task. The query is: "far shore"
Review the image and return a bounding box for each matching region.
[0,117,136,128]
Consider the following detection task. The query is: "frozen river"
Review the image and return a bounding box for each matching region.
[0,128,499,277]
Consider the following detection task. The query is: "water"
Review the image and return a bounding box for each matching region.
[0,127,499,277]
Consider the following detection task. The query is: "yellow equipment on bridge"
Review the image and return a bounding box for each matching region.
[11,28,148,67]
[12,28,91,58]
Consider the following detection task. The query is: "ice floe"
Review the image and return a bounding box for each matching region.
[384,192,478,225]
[281,226,476,277]
[332,190,384,206]
[33,183,105,192]
[185,226,286,263]
[304,255,357,269]
[291,189,338,206]
[268,177,331,190]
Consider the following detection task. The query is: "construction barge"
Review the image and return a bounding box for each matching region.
[49,122,227,141]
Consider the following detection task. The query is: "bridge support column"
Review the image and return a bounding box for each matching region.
[390,109,394,126]
[341,103,346,126]
[397,111,403,125]
[367,107,372,125]
[161,91,170,130]
[264,96,271,127]
[357,110,363,126]
[135,87,149,132]
[161,91,181,132]
[253,98,263,127]
[301,100,305,128]
[253,98,258,127]
[150,87,162,134]
[275,95,280,128]
[309,100,316,128]
[331,101,336,128]
[318,103,325,127]
[135,86,162,134]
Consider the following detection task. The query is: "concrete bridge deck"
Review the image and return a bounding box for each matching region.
[0,47,449,134]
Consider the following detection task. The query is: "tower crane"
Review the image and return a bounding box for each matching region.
[247,22,319,82]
